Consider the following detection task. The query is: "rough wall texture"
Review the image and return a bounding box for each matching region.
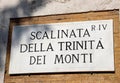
[0,0,120,83]
[5,10,120,83]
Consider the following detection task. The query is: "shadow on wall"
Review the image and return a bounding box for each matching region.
[0,0,52,71]
[0,28,8,71]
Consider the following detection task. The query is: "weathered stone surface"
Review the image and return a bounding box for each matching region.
[0,0,120,83]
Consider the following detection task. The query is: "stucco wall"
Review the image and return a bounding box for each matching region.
[0,0,120,83]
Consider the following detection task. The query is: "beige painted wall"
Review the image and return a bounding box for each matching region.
[0,0,120,83]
